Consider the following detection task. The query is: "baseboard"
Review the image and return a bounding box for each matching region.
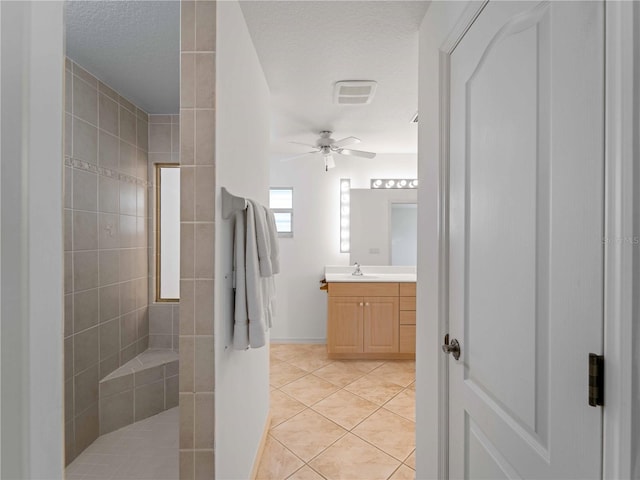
[250,413,272,480]
[269,338,327,344]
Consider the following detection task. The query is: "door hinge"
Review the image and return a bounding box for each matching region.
[588,353,604,407]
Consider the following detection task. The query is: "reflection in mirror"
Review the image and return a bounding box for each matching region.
[350,188,418,265]
[157,165,180,300]
[391,203,417,265]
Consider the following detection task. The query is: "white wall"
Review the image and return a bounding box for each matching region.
[270,154,416,342]
[214,2,271,478]
[0,2,65,478]
[350,188,417,266]
[416,2,469,479]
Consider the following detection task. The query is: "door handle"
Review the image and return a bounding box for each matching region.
[442,334,461,360]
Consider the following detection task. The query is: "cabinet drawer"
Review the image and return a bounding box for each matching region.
[399,283,416,296]
[400,311,416,325]
[399,296,416,311]
[399,325,416,354]
[328,282,399,297]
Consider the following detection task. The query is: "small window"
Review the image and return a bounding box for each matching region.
[156,164,180,301]
[269,187,293,237]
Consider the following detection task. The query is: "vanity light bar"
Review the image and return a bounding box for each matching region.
[340,178,351,253]
[370,178,418,189]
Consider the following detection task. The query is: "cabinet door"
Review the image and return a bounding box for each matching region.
[363,296,399,353]
[328,297,364,354]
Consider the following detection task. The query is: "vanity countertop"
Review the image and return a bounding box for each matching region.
[324,265,416,283]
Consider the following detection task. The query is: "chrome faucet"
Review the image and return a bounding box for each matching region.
[352,262,363,276]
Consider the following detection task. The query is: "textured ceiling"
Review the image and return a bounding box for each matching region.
[240,1,430,155]
[65,1,180,114]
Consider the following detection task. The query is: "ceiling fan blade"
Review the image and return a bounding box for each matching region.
[337,148,376,159]
[332,136,360,148]
[288,141,317,149]
[280,151,319,162]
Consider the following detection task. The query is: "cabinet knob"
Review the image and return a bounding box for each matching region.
[359,302,364,306]
[365,302,370,306]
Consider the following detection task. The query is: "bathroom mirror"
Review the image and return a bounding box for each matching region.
[349,188,418,265]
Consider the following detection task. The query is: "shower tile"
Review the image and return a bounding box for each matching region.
[137,118,148,150]
[194,166,215,221]
[179,280,194,335]
[195,53,215,109]
[73,63,97,88]
[194,223,214,279]
[73,76,97,125]
[73,118,98,164]
[120,281,136,315]
[166,375,179,409]
[149,123,171,153]
[98,213,120,250]
[73,288,99,332]
[98,175,119,214]
[74,402,99,454]
[65,294,74,337]
[73,250,99,291]
[136,308,149,339]
[180,450,195,480]
[99,355,119,380]
[180,54,195,108]
[150,305,173,334]
[135,364,164,387]
[99,389,133,435]
[65,166,73,208]
[73,170,98,212]
[194,450,214,480]
[98,81,118,102]
[72,211,98,251]
[195,1,216,51]
[65,209,73,251]
[195,110,215,165]
[98,131,119,171]
[120,311,137,347]
[119,248,135,282]
[65,114,73,157]
[98,250,119,286]
[121,342,137,365]
[180,392,195,449]
[135,380,164,421]
[180,166,196,222]
[181,1,196,52]
[194,279,214,335]
[180,109,195,165]
[65,337,74,380]
[194,393,214,449]
[98,93,119,136]
[119,215,137,248]
[74,326,99,374]
[119,107,137,146]
[99,318,120,361]
[179,337,194,393]
[65,69,72,113]
[119,140,137,177]
[74,364,99,414]
[137,149,148,180]
[194,336,214,392]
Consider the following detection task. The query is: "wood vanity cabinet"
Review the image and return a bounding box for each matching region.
[326,282,416,359]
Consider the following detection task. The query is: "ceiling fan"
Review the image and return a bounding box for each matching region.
[283,131,377,171]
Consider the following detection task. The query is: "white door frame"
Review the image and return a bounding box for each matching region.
[431,1,638,478]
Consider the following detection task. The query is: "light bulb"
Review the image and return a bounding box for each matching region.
[373,179,382,188]
[399,180,407,187]
[386,180,395,188]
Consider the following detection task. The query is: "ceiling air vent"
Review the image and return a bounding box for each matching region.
[334,81,377,105]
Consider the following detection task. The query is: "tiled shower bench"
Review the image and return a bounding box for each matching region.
[98,349,179,435]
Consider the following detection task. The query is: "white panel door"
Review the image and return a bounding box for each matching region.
[448,1,604,479]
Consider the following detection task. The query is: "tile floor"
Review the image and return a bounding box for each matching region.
[65,407,178,480]
[257,343,416,480]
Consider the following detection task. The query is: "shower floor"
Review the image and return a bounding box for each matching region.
[65,407,178,480]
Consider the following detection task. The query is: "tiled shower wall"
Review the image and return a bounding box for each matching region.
[64,59,150,464]
[179,1,217,478]
[148,114,180,351]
